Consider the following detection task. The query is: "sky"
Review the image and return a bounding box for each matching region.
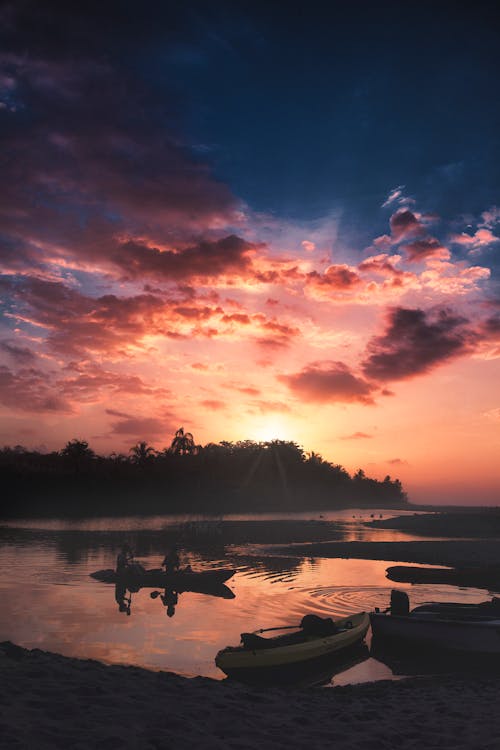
[1,0,499,504]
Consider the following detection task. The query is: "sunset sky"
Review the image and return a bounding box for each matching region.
[1,1,499,504]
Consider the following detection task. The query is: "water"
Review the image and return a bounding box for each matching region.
[0,509,494,686]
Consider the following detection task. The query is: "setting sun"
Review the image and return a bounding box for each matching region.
[244,417,295,444]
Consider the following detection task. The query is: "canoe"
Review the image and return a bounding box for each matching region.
[370,590,500,655]
[90,566,235,593]
[215,611,369,685]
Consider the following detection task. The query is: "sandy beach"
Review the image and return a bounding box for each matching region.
[2,641,500,750]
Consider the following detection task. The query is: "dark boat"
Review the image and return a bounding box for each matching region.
[370,590,500,655]
[90,565,236,594]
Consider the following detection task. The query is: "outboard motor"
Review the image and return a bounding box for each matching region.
[390,589,410,616]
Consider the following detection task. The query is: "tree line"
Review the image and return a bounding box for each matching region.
[0,428,408,517]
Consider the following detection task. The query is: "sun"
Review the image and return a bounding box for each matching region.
[245,417,293,443]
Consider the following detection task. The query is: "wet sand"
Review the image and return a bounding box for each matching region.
[260,539,500,568]
[367,510,500,538]
[1,642,500,749]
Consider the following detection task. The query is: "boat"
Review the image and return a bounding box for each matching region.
[215,611,370,685]
[90,565,235,593]
[370,590,500,655]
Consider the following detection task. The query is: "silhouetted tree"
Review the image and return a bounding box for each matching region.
[130,441,156,466]
[170,428,197,455]
[60,439,95,473]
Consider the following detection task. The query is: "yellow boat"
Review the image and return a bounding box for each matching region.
[215,611,369,685]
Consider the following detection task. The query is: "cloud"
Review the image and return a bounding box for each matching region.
[200,399,226,410]
[0,48,245,282]
[0,340,36,363]
[450,228,499,253]
[382,186,405,208]
[389,209,425,242]
[362,307,476,382]
[402,238,451,263]
[107,414,168,437]
[381,186,415,209]
[306,264,361,291]
[340,432,373,440]
[250,399,291,413]
[0,361,164,417]
[479,206,500,229]
[112,235,257,284]
[60,362,167,401]
[0,366,74,413]
[1,276,173,356]
[278,361,375,404]
[301,240,316,252]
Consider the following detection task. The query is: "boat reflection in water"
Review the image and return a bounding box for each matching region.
[371,637,500,678]
[110,576,235,617]
[220,642,370,688]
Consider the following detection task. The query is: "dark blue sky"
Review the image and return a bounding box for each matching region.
[3,0,500,249]
[150,2,500,229]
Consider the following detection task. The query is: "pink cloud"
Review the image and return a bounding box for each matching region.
[0,366,74,413]
[278,361,375,404]
[301,240,316,252]
[307,264,360,289]
[200,399,226,410]
[107,414,168,437]
[402,238,451,263]
[479,206,500,228]
[341,432,374,440]
[450,228,499,253]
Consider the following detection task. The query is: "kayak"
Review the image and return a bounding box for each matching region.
[215,611,369,684]
[90,566,235,592]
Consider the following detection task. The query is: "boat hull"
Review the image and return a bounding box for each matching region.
[370,612,500,655]
[90,567,235,593]
[216,612,369,684]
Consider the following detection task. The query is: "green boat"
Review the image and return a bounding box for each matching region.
[215,611,369,685]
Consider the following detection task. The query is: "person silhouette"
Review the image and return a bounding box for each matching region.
[161,588,178,617]
[161,547,180,573]
[116,543,134,574]
[150,587,179,616]
[115,582,132,615]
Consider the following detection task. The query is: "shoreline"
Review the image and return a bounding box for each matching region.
[259,539,500,567]
[2,641,500,749]
[257,539,500,593]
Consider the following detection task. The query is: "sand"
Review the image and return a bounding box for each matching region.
[1,641,500,750]
[260,539,500,568]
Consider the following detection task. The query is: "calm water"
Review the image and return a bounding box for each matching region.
[0,509,494,686]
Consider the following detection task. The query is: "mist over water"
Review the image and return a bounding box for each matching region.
[0,510,493,685]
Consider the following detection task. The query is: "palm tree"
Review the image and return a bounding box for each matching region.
[60,439,96,473]
[130,441,156,466]
[170,428,197,455]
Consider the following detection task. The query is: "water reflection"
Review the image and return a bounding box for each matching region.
[0,511,492,685]
[221,642,371,689]
[370,637,500,677]
[150,588,178,617]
